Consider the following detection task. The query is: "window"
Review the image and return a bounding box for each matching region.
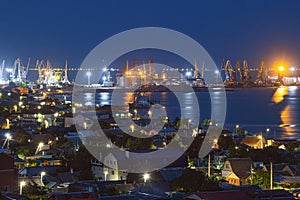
[111,170,115,175]
[225,164,230,169]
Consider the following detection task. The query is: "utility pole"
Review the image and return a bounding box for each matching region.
[208,154,211,177]
[270,162,273,189]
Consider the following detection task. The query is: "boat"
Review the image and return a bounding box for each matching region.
[128,92,155,109]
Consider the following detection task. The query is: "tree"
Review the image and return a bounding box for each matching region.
[14,126,31,144]
[52,137,74,149]
[249,147,291,164]
[15,145,36,158]
[125,137,155,150]
[67,145,95,180]
[169,170,219,192]
[22,181,48,199]
[228,144,250,158]
[248,169,270,189]
[218,135,234,150]
[173,116,180,128]
[185,134,204,159]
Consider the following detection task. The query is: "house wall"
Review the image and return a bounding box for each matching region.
[227,177,240,186]
[0,154,17,193]
[92,157,127,181]
[222,160,232,177]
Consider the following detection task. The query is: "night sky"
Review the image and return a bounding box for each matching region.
[0,0,300,75]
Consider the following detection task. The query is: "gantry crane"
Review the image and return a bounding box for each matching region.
[12,58,28,83]
[256,60,269,85]
[243,59,250,81]
[62,60,69,84]
[223,59,236,85]
[236,60,243,82]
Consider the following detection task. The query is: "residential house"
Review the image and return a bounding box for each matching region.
[7,154,26,171]
[92,149,187,182]
[210,149,229,170]
[91,155,128,181]
[184,190,253,200]
[265,163,289,176]
[25,154,62,167]
[275,164,300,187]
[241,135,266,149]
[283,164,300,176]
[222,157,253,186]
[19,166,59,186]
[0,153,18,193]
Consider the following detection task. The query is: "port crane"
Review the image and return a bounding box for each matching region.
[223,59,236,85]
[62,60,69,84]
[236,60,243,82]
[256,60,269,85]
[9,58,29,83]
[243,59,250,82]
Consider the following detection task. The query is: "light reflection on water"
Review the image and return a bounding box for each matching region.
[89,86,300,139]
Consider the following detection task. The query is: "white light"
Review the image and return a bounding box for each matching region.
[20,181,26,195]
[290,67,296,71]
[103,68,107,72]
[104,171,108,181]
[6,68,13,73]
[86,71,92,76]
[103,76,107,81]
[41,171,46,186]
[5,133,11,139]
[185,71,192,77]
[20,181,26,186]
[143,173,150,183]
[215,70,219,74]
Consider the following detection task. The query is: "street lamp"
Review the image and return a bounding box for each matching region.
[143,173,150,183]
[250,166,254,185]
[20,181,26,195]
[278,66,284,72]
[148,110,152,119]
[266,128,270,138]
[235,124,239,136]
[130,124,135,133]
[41,171,46,186]
[278,66,284,83]
[188,119,192,129]
[35,142,44,154]
[2,133,12,150]
[290,67,296,82]
[104,171,108,181]
[86,71,92,85]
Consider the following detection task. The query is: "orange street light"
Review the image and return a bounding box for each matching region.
[278,66,284,72]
